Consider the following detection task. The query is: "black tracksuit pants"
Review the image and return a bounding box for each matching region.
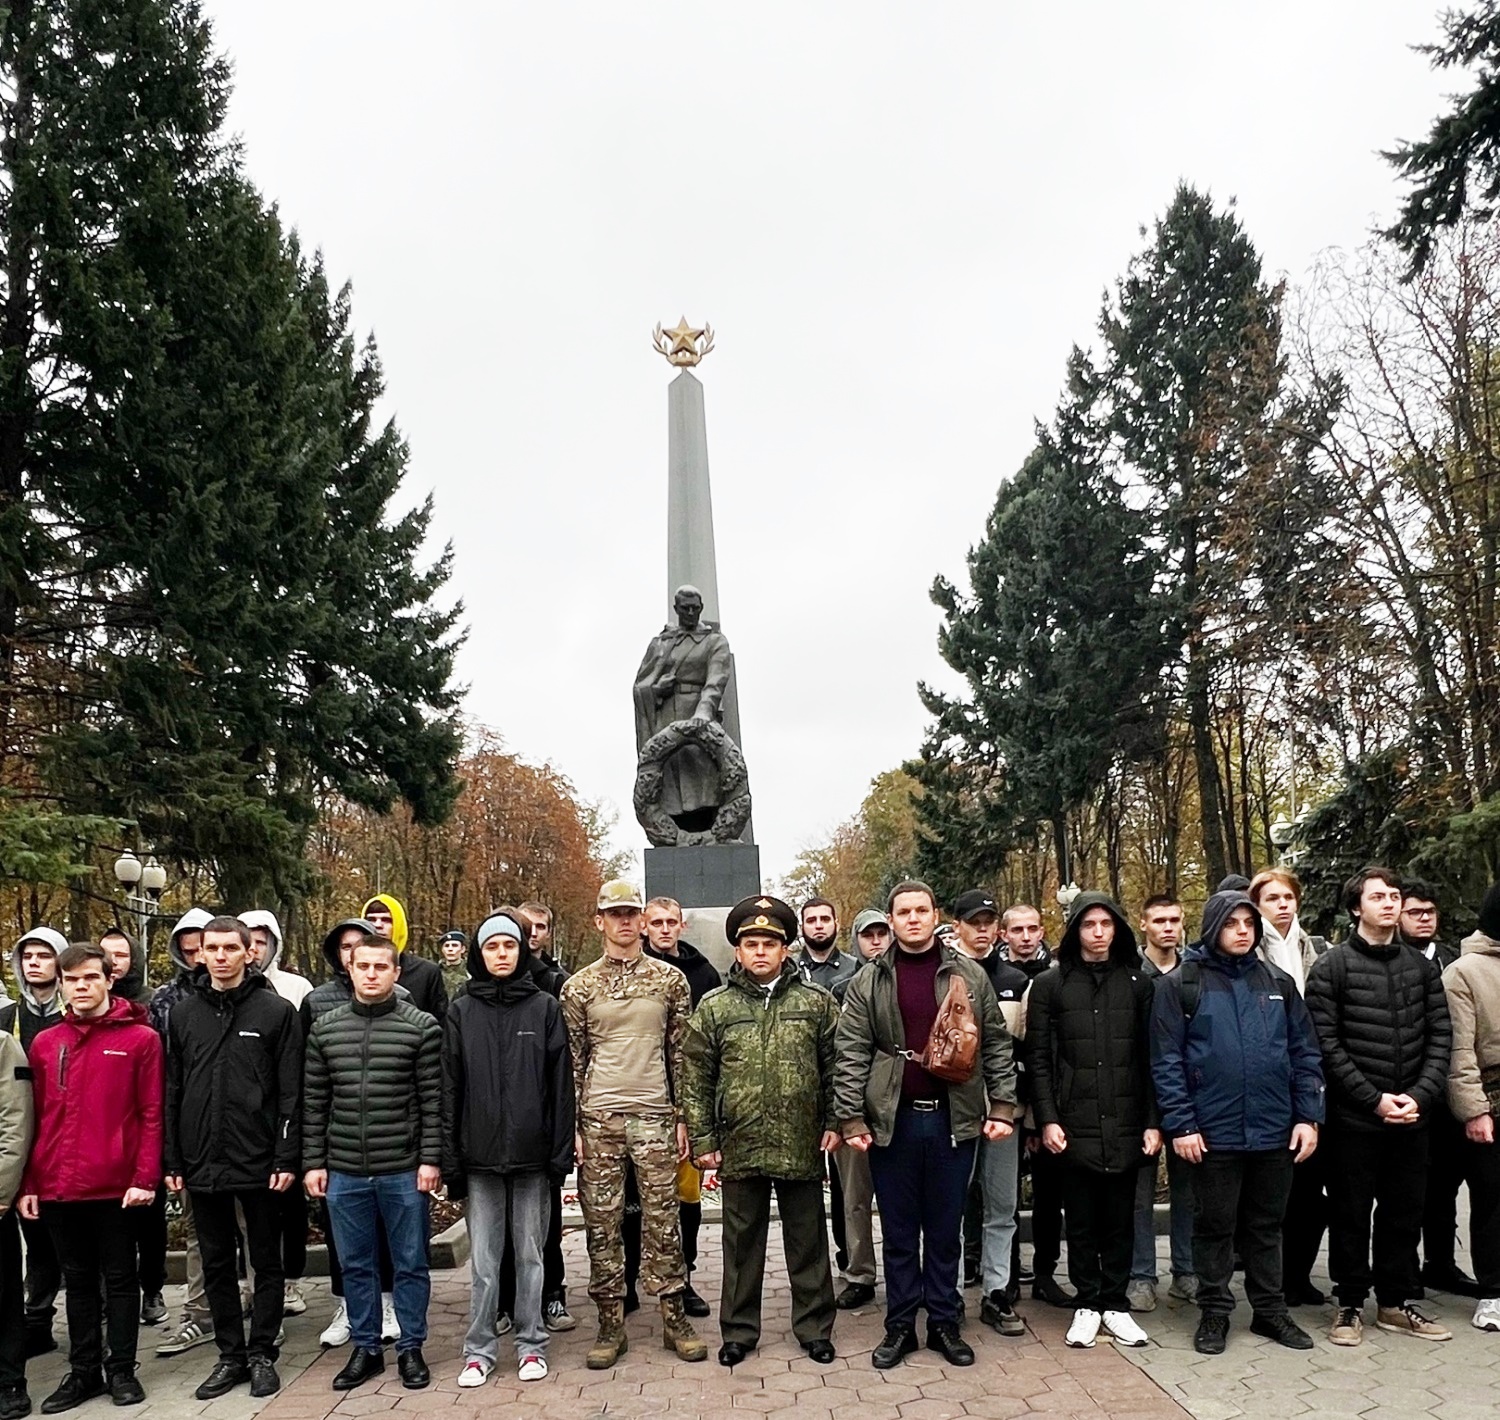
[1325,1125,1429,1308]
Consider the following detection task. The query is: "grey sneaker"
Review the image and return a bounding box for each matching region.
[1168,1274,1199,1303]
[156,1319,215,1357]
[1126,1279,1157,1313]
[543,1300,575,1333]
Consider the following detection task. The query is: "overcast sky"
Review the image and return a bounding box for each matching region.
[205,2,1451,885]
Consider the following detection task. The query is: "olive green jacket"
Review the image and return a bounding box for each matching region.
[681,960,839,1181]
[833,942,1017,1147]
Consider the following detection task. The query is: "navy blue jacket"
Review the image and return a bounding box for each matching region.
[1151,919,1325,1150]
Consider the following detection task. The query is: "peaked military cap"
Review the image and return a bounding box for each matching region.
[726,894,798,945]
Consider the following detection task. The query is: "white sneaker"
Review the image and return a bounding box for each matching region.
[1065,1308,1101,1348]
[457,1359,491,1388]
[1472,1298,1500,1332]
[319,1302,350,1349]
[517,1354,548,1382]
[380,1294,399,1343]
[1102,1309,1150,1347]
[282,1282,307,1316]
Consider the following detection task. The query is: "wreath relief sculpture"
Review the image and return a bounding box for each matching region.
[634,718,752,847]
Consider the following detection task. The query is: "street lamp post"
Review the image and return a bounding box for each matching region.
[113,850,167,988]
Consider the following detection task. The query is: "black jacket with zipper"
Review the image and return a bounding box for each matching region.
[303,995,442,1176]
[1305,931,1452,1132]
[440,962,576,1193]
[165,971,303,1189]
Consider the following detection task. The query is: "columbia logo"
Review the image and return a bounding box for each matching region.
[103,1049,127,1057]
[238,1031,261,1038]
[1269,994,1284,1001]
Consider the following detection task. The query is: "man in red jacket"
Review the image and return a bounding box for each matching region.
[18,943,163,1413]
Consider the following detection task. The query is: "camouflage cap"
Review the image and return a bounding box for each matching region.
[726,894,798,945]
[597,879,645,911]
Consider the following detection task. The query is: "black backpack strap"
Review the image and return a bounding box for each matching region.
[1179,959,1201,1020]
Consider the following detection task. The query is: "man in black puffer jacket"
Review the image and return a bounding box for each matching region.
[304,937,442,1393]
[165,917,302,1402]
[1025,892,1158,1351]
[442,912,574,1386]
[1306,865,1453,1347]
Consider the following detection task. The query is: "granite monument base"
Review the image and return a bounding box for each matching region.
[645,842,761,910]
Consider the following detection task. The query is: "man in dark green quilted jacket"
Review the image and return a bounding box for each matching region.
[682,895,841,1368]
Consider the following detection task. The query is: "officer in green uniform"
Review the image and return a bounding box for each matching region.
[682,895,842,1367]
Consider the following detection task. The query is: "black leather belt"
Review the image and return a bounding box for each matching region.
[906,1098,943,1112]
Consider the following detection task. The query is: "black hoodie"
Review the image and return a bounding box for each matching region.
[439,935,576,1192]
[1024,892,1158,1173]
[644,937,722,1009]
[300,919,412,1034]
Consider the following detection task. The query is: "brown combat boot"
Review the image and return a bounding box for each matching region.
[661,1293,708,1362]
[586,1301,629,1370]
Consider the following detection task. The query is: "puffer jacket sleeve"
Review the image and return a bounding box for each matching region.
[1284,985,1326,1126]
[0,1034,34,1209]
[439,1008,467,1196]
[416,1013,443,1168]
[1412,956,1453,1117]
[974,970,1017,1120]
[545,997,576,1182]
[1024,972,1061,1130]
[273,1001,303,1175]
[1135,974,1160,1131]
[833,969,877,1138]
[1149,972,1197,1139]
[1306,951,1381,1116]
[817,990,840,1135]
[302,1022,330,1171]
[681,996,720,1160]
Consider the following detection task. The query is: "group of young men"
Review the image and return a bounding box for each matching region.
[2,865,1498,1412]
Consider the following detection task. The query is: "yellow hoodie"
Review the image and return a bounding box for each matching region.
[362,894,409,953]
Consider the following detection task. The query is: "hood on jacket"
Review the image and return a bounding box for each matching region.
[1460,928,1500,958]
[467,914,527,982]
[1056,892,1138,967]
[1199,891,1265,959]
[167,908,214,975]
[68,994,151,1030]
[104,926,149,1001]
[237,909,285,973]
[1478,881,1500,941]
[362,894,409,952]
[191,967,274,1005]
[850,909,887,938]
[10,927,67,1013]
[322,918,379,979]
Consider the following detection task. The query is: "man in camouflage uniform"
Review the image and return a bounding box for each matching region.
[560,881,707,1368]
[682,895,842,1367]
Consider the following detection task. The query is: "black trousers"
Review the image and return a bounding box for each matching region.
[719,1176,835,1347]
[279,1186,307,1282]
[1191,1148,1294,1317]
[43,1200,140,1377]
[20,1213,59,1324]
[192,1189,285,1364]
[1026,1135,1066,1277]
[323,1198,393,1298]
[1325,1125,1428,1308]
[0,1211,25,1391]
[622,1163,695,1290]
[1463,1133,1500,1295]
[499,1181,566,1312]
[1281,1150,1328,1291]
[133,1186,167,1298]
[1059,1163,1136,1313]
[1421,1105,1466,1273]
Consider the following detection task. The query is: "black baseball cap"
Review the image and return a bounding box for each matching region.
[953,890,1000,922]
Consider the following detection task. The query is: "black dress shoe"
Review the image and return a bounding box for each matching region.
[1031,1274,1076,1308]
[193,1361,247,1401]
[248,1359,281,1398]
[40,1373,105,1416]
[623,1288,640,1315]
[1193,1313,1229,1355]
[1250,1312,1314,1350]
[803,1339,836,1364]
[682,1283,711,1318]
[1284,1281,1327,1307]
[332,1348,384,1392]
[1422,1263,1482,1298]
[871,1325,918,1370]
[0,1386,30,1420]
[717,1341,750,1366]
[106,1372,144,1409]
[836,1283,876,1310]
[397,1349,430,1390]
[925,1322,975,1366]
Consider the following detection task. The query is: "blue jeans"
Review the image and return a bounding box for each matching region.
[867,1101,978,1330]
[1131,1149,1194,1282]
[974,1129,1020,1294]
[326,1171,430,1352]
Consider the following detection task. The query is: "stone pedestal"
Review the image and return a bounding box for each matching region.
[645,843,761,909]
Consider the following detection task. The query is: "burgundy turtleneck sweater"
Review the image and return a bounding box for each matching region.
[895,942,944,1100]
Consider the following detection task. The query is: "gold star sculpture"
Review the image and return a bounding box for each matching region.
[652,316,715,367]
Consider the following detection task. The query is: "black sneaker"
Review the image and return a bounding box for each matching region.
[1031,1274,1076,1308]
[1421,1263,1481,1298]
[138,1293,166,1327]
[193,1361,247,1401]
[1194,1313,1229,1355]
[248,1359,281,1399]
[980,1290,1026,1337]
[40,1374,105,1416]
[871,1325,918,1370]
[925,1321,975,1366]
[1250,1312,1314,1350]
[106,1372,144,1409]
[0,1386,32,1420]
[836,1282,876,1310]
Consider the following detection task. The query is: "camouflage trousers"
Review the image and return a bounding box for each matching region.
[579,1111,685,1303]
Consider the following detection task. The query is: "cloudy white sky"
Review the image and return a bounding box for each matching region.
[206,2,1452,883]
